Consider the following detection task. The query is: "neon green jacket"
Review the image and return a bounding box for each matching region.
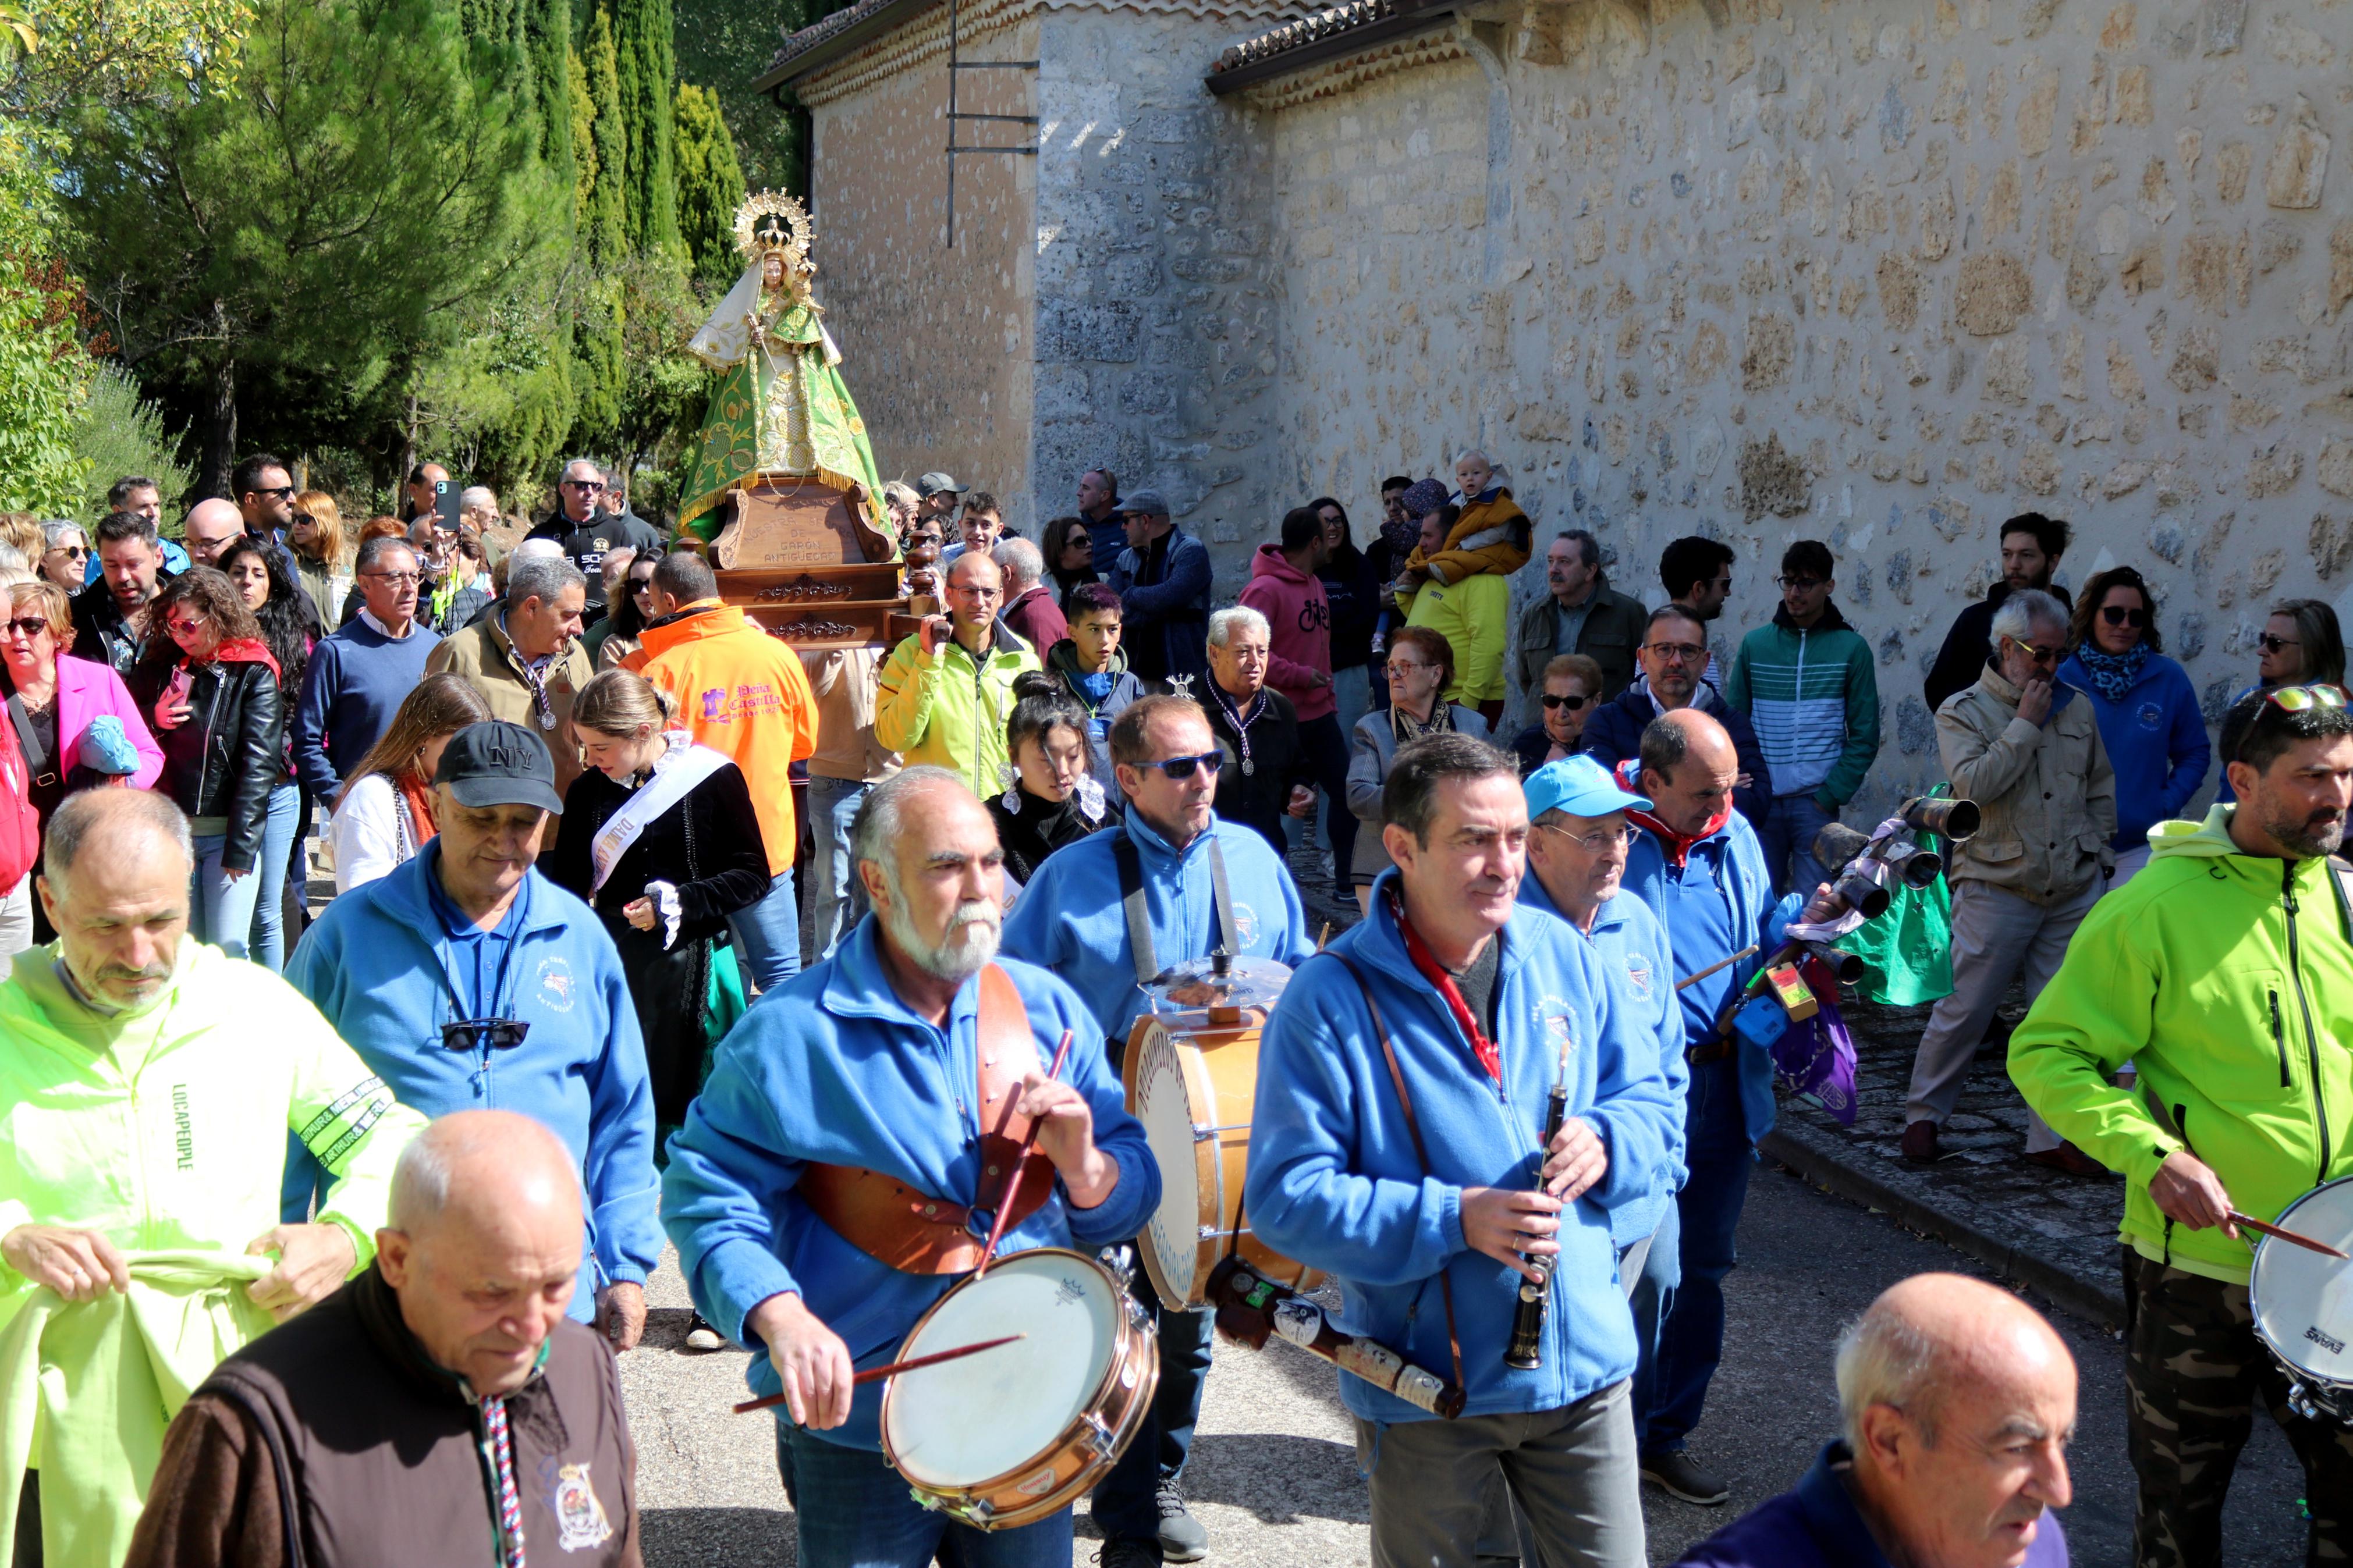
[874,624,1044,798]
[1403,573,1509,707]
[0,941,425,1333]
[2008,806,2353,1283]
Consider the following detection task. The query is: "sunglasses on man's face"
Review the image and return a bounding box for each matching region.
[2100,605,2149,628]
[1541,691,1591,711]
[1138,751,1224,781]
[2005,635,2063,667]
[249,485,295,502]
[55,545,86,558]
[563,479,605,492]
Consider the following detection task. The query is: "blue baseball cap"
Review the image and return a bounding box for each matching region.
[1524,755,1650,821]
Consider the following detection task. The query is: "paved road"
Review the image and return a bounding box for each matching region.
[620,1162,2315,1566]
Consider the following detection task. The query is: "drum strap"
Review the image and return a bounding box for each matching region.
[1112,832,1240,986]
[796,964,1055,1276]
[1329,952,1467,1401]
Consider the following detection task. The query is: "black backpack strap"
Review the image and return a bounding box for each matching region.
[1110,831,1159,986]
[5,695,51,787]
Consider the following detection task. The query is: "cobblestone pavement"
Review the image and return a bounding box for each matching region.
[1766,991,2132,1323]
[621,1165,2312,1567]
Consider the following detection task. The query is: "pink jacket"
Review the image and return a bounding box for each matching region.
[53,653,165,790]
[1238,544,1336,721]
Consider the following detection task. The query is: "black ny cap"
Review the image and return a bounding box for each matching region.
[436,721,564,815]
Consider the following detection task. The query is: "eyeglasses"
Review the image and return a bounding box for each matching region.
[364,571,424,587]
[2264,684,2349,714]
[1385,659,1434,677]
[1541,692,1591,711]
[441,1016,533,1053]
[631,578,656,595]
[2099,605,2149,628]
[165,613,209,638]
[1644,642,1708,664]
[1537,822,1637,853]
[2,616,47,638]
[2004,635,2062,667]
[1137,751,1224,780]
[563,479,606,492]
[1776,576,1824,591]
[2260,634,2303,654]
[247,485,295,502]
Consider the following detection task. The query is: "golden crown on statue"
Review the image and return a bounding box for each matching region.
[734,190,815,272]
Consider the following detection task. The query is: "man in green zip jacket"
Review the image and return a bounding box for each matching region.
[2009,687,2353,1568]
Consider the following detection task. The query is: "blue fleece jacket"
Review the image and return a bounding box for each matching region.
[1518,876,1689,1247]
[1244,873,1680,1425]
[293,614,443,797]
[2054,651,2210,851]
[286,847,661,1318]
[659,925,1158,1451]
[1000,812,1315,1045]
[1621,809,1783,1144]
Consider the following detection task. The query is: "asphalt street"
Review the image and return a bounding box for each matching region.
[619,1161,2316,1566]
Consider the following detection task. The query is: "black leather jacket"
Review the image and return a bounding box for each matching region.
[138,657,285,872]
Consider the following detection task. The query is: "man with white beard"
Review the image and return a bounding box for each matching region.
[661,767,1158,1568]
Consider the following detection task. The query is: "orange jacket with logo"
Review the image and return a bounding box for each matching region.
[628,600,817,874]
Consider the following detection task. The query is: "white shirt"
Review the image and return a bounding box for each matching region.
[329,774,417,894]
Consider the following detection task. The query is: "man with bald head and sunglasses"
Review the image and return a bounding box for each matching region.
[1001,692,1314,1566]
[1902,587,2115,1178]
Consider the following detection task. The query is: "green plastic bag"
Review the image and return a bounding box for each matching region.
[1837,873,1954,1005]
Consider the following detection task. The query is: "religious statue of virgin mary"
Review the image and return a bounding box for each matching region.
[677,190,887,543]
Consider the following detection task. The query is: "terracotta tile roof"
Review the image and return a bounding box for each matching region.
[1211,0,1419,74]
[769,0,912,76]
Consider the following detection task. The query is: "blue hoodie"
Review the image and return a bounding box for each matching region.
[1620,807,1783,1144]
[286,845,661,1319]
[1518,876,1689,1248]
[1244,873,1681,1425]
[1000,812,1315,1044]
[2054,650,2210,851]
[659,924,1158,1451]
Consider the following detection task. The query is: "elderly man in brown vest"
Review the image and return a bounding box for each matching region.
[126,1110,643,1567]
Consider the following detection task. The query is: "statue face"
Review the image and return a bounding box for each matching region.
[762,253,785,287]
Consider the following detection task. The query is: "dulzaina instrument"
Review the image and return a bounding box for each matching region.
[1126,953,1321,1307]
[1211,1257,1466,1418]
[881,1248,1158,1528]
[2248,1176,2353,1427]
[1504,1033,1574,1370]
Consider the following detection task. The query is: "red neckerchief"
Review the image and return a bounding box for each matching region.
[195,637,283,681]
[1613,759,1729,869]
[1386,889,1501,1083]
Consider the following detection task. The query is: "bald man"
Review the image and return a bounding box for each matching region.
[130,1111,643,1567]
[1614,709,1787,1507]
[182,499,246,568]
[874,551,1043,797]
[1675,1273,2075,1567]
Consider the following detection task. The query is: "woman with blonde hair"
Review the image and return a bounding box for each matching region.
[326,671,492,893]
[288,489,349,630]
[544,669,766,1133]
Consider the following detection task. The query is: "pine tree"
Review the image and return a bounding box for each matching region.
[672,83,744,287]
[613,0,678,255]
[581,3,629,268]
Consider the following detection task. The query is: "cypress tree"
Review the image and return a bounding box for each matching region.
[613,0,677,255]
[582,3,629,268]
[526,0,576,211]
[672,83,744,287]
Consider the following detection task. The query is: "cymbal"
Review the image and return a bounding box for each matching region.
[1147,952,1292,1012]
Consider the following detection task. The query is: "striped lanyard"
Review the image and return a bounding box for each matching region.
[482,1395,527,1568]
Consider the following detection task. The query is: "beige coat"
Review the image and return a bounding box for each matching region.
[1936,666,2116,904]
[424,613,592,801]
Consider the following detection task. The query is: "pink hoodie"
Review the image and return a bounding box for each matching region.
[1238,543,1336,721]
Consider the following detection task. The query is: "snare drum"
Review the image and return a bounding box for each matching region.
[1126,1008,1322,1307]
[2248,1176,2353,1426]
[879,1249,1157,1529]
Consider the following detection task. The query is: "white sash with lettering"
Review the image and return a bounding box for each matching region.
[589,731,730,896]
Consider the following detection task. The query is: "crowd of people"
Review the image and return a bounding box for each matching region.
[0,451,2345,1568]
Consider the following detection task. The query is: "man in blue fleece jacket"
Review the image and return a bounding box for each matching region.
[1247,733,1678,1568]
[661,770,1156,1568]
[288,722,661,1347]
[293,534,443,798]
[1000,694,1313,1565]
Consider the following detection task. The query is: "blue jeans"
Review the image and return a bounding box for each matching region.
[243,783,301,972]
[775,1420,1071,1568]
[803,776,871,964]
[728,867,801,993]
[1624,1200,1682,1456]
[1296,711,1357,874]
[189,831,266,962]
[1090,1267,1216,1539]
[1755,793,1836,901]
[1644,1054,1753,1457]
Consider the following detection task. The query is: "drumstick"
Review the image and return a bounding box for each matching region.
[729,1334,1028,1413]
[974,1029,1077,1278]
[2230,1210,2352,1260]
[1674,945,1760,992]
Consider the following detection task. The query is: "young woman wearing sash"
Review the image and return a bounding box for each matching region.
[545,669,769,1133]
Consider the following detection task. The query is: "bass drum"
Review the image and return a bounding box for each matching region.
[1125,1008,1322,1309]
[2248,1175,2353,1426]
[880,1249,1157,1529]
